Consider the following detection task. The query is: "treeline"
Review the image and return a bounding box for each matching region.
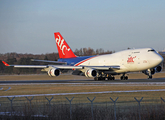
[0,52,59,74]
[74,47,114,56]
[0,48,114,74]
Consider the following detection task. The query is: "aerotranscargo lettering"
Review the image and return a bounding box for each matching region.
[56,35,70,55]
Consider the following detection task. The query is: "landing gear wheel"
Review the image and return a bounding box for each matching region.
[125,76,128,80]
[108,77,115,80]
[148,76,152,79]
[121,76,128,80]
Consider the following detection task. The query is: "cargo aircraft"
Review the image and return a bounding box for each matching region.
[2,32,164,80]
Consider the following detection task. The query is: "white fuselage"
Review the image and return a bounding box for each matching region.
[79,48,163,74]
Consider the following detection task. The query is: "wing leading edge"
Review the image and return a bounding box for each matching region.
[2,61,83,69]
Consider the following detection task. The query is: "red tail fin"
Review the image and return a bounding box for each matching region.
[54,32,77,58]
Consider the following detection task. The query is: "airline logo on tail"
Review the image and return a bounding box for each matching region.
[54,32,77,59]
[55,35,70,55]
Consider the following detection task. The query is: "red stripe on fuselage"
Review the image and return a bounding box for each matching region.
[75,56,96,66]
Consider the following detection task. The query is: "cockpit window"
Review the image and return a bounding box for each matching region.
[148,49,155,52]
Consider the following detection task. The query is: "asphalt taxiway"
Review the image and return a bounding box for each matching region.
[0,78,165,84]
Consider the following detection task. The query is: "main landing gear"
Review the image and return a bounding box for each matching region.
[94,76,115,81]
[94,74,115,81]
[120,74,128,80]
[94,73,129,81]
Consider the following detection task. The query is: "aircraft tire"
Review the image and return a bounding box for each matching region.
[148,76,152,79]
[125,76,128,80]
[121,76,128,80]
[108,77,115,80]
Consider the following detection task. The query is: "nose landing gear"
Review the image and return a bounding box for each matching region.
[148,75,152,79]
[147,69,153,79]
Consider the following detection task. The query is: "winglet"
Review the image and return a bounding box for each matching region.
[2,61,10,66]
[54,32,77,58]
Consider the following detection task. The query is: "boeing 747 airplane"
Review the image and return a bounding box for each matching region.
[2,32,164,80]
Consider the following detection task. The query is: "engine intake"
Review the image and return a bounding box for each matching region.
[85,69,97,78]
[155,66,162,72]
[48,68,60,77]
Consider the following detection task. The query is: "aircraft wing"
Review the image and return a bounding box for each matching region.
[2,61,120,70]
[50,65,120,70]
[2,61,83,69]
[84,65,120,70]
[31,59,67,64]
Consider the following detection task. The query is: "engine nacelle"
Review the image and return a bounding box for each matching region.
[155,66,162,72]
[48,68,60,77]
[85,69,97,78]
[142,66,162,76]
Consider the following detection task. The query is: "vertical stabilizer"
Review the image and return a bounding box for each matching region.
[54,32,77,58]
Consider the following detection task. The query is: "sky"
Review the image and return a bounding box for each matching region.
[0,0,165,54]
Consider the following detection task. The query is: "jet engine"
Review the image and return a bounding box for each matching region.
[155,65,162,72]
[48,68,60,77]
[85,69,97,78]
[142,65,162,76]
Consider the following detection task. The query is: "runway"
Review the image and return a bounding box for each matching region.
[1,78,165,84]
[1,77,165,98]
[1,89,165,98]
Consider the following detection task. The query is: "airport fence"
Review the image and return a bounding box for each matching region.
[0,96,165,120]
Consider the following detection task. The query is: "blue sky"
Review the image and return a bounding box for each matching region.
[0,0,165,54]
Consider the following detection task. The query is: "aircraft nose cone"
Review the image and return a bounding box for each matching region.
[156,55,164,64]
[148,54,164,68]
